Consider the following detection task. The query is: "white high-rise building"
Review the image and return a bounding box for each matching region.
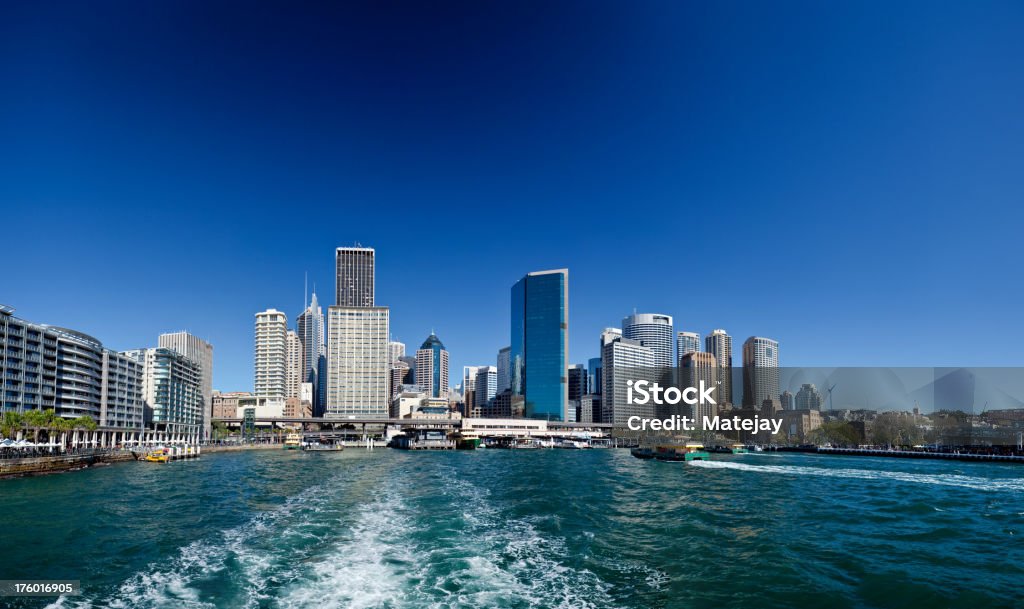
[743,336,780,409]
[286,330,302,399]
[705,329,733,406]
[255,309,288,398]
[622,313,674,368]
[795,383,823,410]
[326,306,390,419]
[601,337,656,426]
[389,341,405,364]
[474,366,497,410]
[124,347,203,442]
[158,331,214,438]
[676,331,700,360]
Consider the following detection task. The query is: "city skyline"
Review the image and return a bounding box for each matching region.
[4,2,1023,392]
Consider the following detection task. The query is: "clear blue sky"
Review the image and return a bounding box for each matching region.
[2,1,1022,392]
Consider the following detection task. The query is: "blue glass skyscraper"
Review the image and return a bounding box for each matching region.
[510,269,568,421]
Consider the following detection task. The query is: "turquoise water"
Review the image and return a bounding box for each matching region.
[1,449,1022,608]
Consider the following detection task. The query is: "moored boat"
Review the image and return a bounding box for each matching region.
[284,432,302,449]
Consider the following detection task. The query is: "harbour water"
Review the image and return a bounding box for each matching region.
[1,449,1022,608]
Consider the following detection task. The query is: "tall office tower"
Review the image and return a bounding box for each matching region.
[496,346,511,393]
[680,352,719,423]
[389,341,406,364]
[622,313,674,367]
[511,269,569,421]
[335,246,375,307]
[600,328,622,351]
[462,365,482,415]
[474,366,497,411]
[158,331,214,438]
[742,336,780,409]
[780,390,794,411]
[795,384,822,410]
[285,330,302,399]
[676,331,701,360]
[568,364,588,403]
[390,360,410,401]
[415,333,449,399]
[296,291,325,409]
[588,357,602,395]
[601,336,655,426]
[254,309,288,398]
[705,329,733,406]
[124,347,203,442]
[326,306,390,419]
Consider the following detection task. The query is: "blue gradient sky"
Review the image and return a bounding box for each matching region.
[2,1,1023,392]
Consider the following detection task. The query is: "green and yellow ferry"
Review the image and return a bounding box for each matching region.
[631,442,711,462]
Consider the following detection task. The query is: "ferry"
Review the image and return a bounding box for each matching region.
[303,438,344,452]
[631,442,711,462]
[143,448,170,463]
[731,444,749,454]
[284,433,302,450]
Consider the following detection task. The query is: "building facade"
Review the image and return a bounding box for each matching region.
[286,330,303,399]
[325,306,390,419]
[676,331,701,360]
[415,333,449,399]
[474,366,497,411]
[622,313,674,367]
[124,347,203,441]
[795,383,823,411]
[158,331,213,438]
[510,269,569,421]
[742,336,780,409]
[296,291,325,414]
[601,336,655,426]
[254,309,288,398]
[335,246,375,307]
[496,346,511,393]
[705,329,733,406]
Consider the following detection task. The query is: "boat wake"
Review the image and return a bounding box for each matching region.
[687,459,1024,492]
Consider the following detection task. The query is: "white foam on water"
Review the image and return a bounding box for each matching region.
[688,459,1024,492]
[50,482,342,609]
[409,470,620,609]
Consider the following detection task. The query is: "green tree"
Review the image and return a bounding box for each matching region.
[72,416,98,431]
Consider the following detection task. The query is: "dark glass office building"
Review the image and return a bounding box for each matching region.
[510,269,568,421]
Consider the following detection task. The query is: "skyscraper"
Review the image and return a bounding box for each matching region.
[601,336,655,425]
[622,313,674,367]
[588,357,602,395]
[254,309,288,398]
[496,346,511,393]
[335,246,375,307]
[705,329,733,406]
[795,384,822,410]
[676,331,700,360]
[326,306,390,419]
[680,351,718,422]
[296,290,325,414]
[510,269,569,421]
[415,333,449,399]
[568,364,588,403]
[124,347,203,442]
[286,330,302,399]
[158,331,214,438]
[474,366,497,411]
[388,341,406,364]
[742,336,780,409]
